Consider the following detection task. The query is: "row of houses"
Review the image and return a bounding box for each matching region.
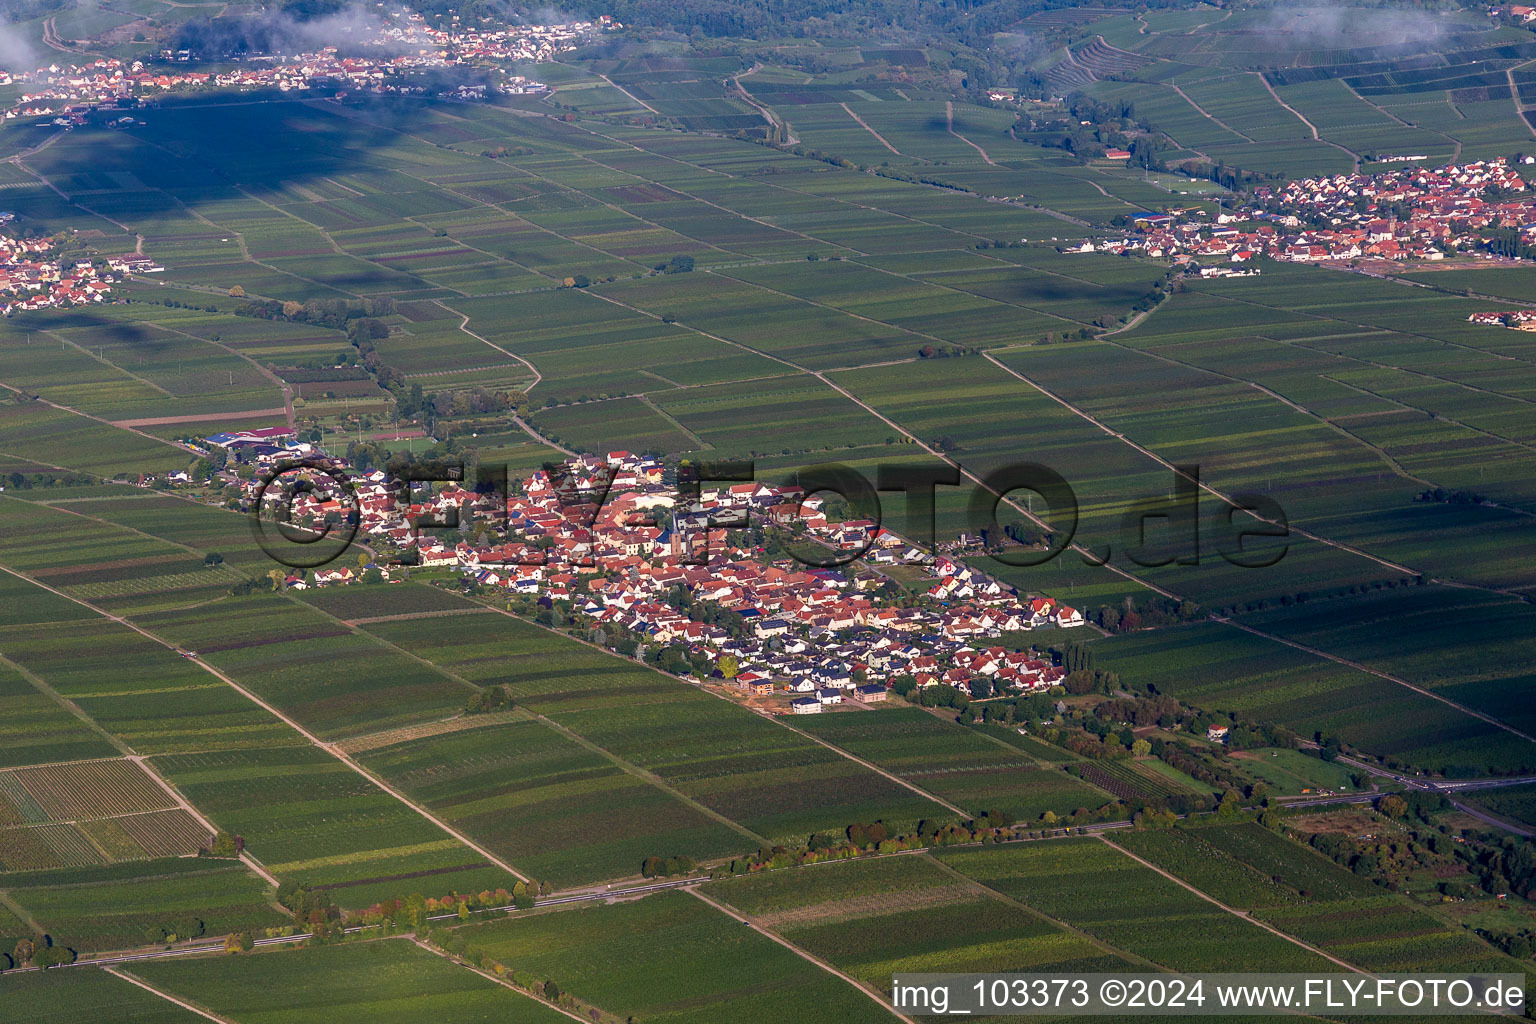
[222,445,1083,703]
[1467,309,1536,330]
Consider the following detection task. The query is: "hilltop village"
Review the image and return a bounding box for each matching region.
[205,431,1081,712]
[1079,158,1536,265]
[0,8,618,122]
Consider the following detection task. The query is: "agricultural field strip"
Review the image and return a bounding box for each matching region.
[916,849,1168,969]
[1078,331,1436,490]
[744,252,1109,328]
[0,539,281,883]
[380,120,750,265]
[705,262,1087,355]
[0,555,532,884]
[1300,350,1536,454]
[0,649,134,759]
[1257,74,1322,142]
[149,174,387,305]
[685,886,914,1023]
[1096,835,1361,972]
[101,966,237,1024]
[946,101,997,166]
[700,844,1167,996]
[979,349,1423,577]
[109,318,295,427]
[170,180,441,307]
[322,602,777,848]
[529,709,768,845]
[35,327,175,398]
[1353,100,1462,159]
[969,350,1536,738]
[1211,274,1536,376]
[575,276,1196,618]
[0,381,196,478]
[0,715,275,887]
[1099,315,1536,508]
[1132,285,1536,483]
[1167,81,1258,143]
[0,758,179,825]
[1219,615,1536,743]
[405,937,603,1024]
[254,107,854,320]
[462,597,973,820]
[559,112,1086,246]
[837,102,902,155]
[430,303,545,392]
[319,118,752,277]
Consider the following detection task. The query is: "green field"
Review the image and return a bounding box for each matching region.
[1,858,285,952]
[795,708,1117,820]
[131,940,574,1024]
[702,853,1127,993]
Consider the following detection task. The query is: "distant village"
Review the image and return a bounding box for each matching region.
[1074,158,1536,266]
[199,430,1082,714]
[1467,308,1536,330]
[0,6,620,124]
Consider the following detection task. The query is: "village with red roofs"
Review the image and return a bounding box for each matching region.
[203,430,1080,714]
[0,7,618,125]
[1076,157,1536,268]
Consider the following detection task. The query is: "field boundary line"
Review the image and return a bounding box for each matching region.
[104,966,238,1024]
[686,886,916,1023]
[0,560,532,884]
[0,652,135,757]
[920,850,1166,970]
[410,936,598,1024]
[771,716,971,817]
[310,594,777,855]
[126,753,282,889]
[37,327,175,398]
[1168,81,1256,142]
[0,378,198,464]
[432,301,544,391]
[1090,333,1435,489]
[533,715,770,846]
[469,597,968,820]
[840,102,902,154]
[0,891,45,936]
[978,350,1422,577]
[1096,834,1365,973]
[1255,73,1360,170]
[946,100,996,165]
[1217,616,1536,743]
